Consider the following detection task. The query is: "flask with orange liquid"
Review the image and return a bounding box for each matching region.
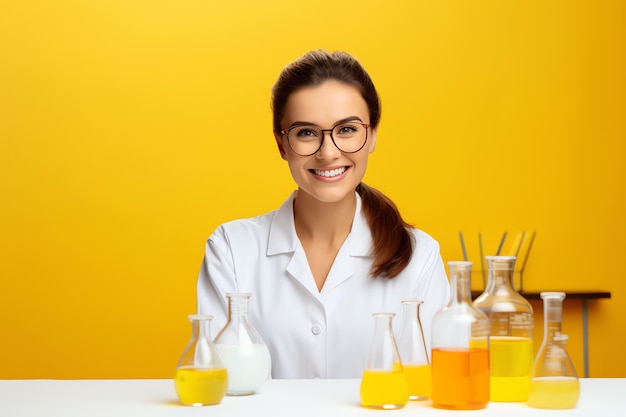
[528,292,580,409]
[174,315,228,406]
[431,261,490,410]
[397,300,430,400]
[360,313,409,409]
[473,256,534,402]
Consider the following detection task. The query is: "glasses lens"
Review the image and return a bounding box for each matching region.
[287,125,323,155]
[332,122,367,152]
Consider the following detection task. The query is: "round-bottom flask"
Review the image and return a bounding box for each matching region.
[360,313,409,409]
[174,315,227,406]
[213,293,271,396]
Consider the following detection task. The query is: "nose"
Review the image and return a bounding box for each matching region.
[316,131,341,160]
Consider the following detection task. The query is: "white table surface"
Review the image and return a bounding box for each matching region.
[0,378,623,417]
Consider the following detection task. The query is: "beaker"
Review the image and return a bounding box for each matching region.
[473,256,534,401]
[528,292,580,409]
[174,314,227,406]
[213,293,271,396]
[431,261,490,410]
[360,313,409,409]
[397,300,430,400]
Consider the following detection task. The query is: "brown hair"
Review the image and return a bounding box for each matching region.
[271,49,414,278]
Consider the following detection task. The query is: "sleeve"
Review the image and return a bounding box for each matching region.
[196,225,240,333]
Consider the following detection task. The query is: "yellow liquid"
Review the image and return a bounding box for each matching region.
[404,364,431,400]
[174,367,228,406]
[528,377,580,409]
[489,336,533,401]
[360,366,409,409]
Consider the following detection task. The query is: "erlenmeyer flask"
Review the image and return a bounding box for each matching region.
[213,293,271,396]
[431,261,490,410]
[528,292,580,409]
[473,256,534,401]
[360,313,409,409]
[174,314,227,406]
[397,300,430,400]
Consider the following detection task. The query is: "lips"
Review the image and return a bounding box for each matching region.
[312,167,348,178]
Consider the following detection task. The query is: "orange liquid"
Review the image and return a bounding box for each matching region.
[403,364,431,400]
[431,348,490,410]
[174,367,228,406]
[360,366,409,409]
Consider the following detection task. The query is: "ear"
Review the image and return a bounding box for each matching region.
[367,127,377,153]
[274,131,288,160]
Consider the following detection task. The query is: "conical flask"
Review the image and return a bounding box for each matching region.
[213,293,271,396]
[360,313,409,409]
[431,261,490,410]
[528,292,580,409]
[473,256,534,401]
[174,314,227,406]
[397,300,430,400]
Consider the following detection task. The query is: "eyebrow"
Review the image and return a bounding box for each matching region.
[287,116,364,129]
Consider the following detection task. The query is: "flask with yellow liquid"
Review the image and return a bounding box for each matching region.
[397,300,430,400]
[174,314,227,406]
[528,292,580,409]
[360,312,408,409]
[473,256,534,402]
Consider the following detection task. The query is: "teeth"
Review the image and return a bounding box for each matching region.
[314,167,347,177]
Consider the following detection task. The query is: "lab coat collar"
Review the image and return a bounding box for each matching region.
[266,191,373,257]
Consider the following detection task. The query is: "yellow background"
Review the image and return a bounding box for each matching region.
[1,0,624,378]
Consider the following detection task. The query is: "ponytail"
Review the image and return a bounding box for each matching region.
[356,183,414,278]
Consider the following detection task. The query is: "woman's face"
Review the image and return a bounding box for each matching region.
[275,80,377,204]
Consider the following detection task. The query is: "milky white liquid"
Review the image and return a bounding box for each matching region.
[216,344,271,395]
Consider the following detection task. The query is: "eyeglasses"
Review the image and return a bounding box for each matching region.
[280,121,370,156]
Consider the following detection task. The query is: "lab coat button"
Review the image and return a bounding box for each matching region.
[311,323,322,335]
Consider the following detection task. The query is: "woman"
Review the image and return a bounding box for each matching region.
[197,49,449,378]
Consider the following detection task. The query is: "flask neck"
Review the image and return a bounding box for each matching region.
[541,292,565,343]
[449,262,473,304]
[190,315,213,341]
[226,293,251,322]
[484,256,517,295]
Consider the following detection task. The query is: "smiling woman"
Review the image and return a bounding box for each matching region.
[196,50,450,379]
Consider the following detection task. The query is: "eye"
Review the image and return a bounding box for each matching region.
[334,123,361,136]
[293,126,321,139]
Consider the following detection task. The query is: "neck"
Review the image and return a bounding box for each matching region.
[293,189,356,244]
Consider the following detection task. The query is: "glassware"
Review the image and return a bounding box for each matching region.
[213,293,271,396]
[397,300,430,400]
[473,256,534,401]
[528,292,580,409]
[174,314,227,406]
[431,261,490,410]
[360,312,409,409]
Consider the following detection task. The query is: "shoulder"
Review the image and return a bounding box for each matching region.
[211,210,277,243]
[409,227,442,253]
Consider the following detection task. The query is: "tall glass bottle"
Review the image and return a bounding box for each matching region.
[473,256,534,401]
[397,300,430,400]
[431,261,490,410]
[360,313,409,409]
[174,315,228,406]
[213,293,271,396]
[528,292,580,409]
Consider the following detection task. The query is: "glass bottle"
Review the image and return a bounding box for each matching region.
[174,314,227,406]
[528,292,580,409]
[397,300,430,400]
[213,293,271,396]
[360,313,409,409]
[431,261,490,410]
[473,256,534,402]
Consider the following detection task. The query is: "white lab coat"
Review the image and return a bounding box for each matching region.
[197,191,450,379]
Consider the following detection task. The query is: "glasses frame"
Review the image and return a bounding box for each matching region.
[280,122,370,156]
